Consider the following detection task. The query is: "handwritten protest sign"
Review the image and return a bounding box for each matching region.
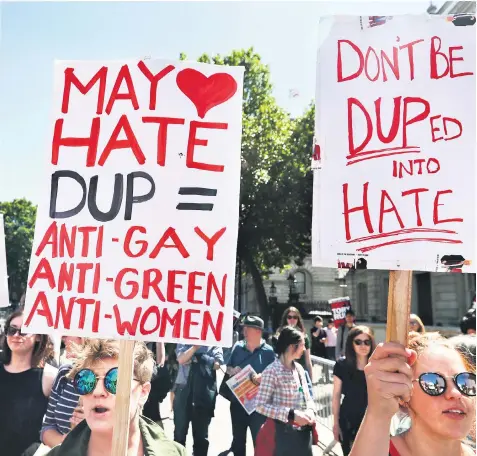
[23,59,244,346]
[0,214,9,307]
[329,297,351,328]
[226,364,259,415]
[313,15,475,272]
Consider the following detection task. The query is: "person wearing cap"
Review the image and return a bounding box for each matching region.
[224,315,276,456]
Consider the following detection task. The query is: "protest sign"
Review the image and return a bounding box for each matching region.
[313,14,475,273]
[226,364,259,415]
[23,59,244,346]
[329,296,351,328]
[0,214,9,307]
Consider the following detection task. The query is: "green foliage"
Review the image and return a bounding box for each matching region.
[0,199,37,305]
[185,48,314,317]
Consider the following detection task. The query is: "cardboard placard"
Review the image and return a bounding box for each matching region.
[313,14,475,272]
[23,59,244,346]
[329,296,352,328]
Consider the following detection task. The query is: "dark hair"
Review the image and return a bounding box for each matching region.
[279,307,305,333]
[314,316,323,323]
[460,308,476,335]
[327,319,334,325]
[0,310,53,368]
[345,326,375,369]
[346,309,355,317]
[275,326,304,356]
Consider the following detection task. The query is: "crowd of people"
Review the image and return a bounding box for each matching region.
[0,305,475,456]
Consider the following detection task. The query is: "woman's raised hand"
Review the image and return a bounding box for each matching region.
[364,342,417,419]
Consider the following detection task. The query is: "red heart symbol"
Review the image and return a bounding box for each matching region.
[176,69,238,118]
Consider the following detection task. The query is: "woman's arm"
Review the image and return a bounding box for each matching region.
[176,345,200,365]
[304,348,314,383]
[42,428,66,448]
[42,364,58,397]
[349,343,416,456]
[332,376,343,440]
[156,342,165,367]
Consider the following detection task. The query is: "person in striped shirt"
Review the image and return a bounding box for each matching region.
[40,337,83,448]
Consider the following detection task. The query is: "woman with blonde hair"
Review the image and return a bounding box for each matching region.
[409,314,426,334]
[46,339,185,456]
[349,332,476,456]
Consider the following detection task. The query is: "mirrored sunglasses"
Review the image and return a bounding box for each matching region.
[74,367,119,395]
[353,339,372,346]
[417,372,476,397]
[6,325,29,337]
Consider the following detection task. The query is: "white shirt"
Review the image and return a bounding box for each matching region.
[324,327,337,347]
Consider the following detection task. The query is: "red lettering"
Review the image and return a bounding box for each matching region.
[379,190,405,233]
[183,309,201,340]
[427,158,440,174]
[433,190,464,224]
[449,46,474,78]
[97,115,146,166]
[380,48,400,81]
[149,227,190,259]
[104,65,139,114]
[59,225,76,258]
[58,263,74,293]
[375,97,401,144]
[402,97,430,146]
[54,296,75,329]
[142,269,165,301]
[139,307,160,336]
[402,188,429,226]
[124,226,148,258]
[364,47,380,81]
[202,311,223,342]
[137,61,175,110]
[194,227,226,261]
[430,115,444,142]
[76,263,94,293]
[28,258,56,289]
[76,298,96,329]
[167,270,186,304]
[77,227,96,257]
[398,39,423,80]
[61,67,107,114]
[24,292,54,327]
[115,268,139,299]
[113,304,142,336]
[92,263,101,294]
[443,117,462,141]
[206,273,226,307]
[142,117,185,166]
[337,40,364,82]
[159,308,182,338]
[186,121,228,172]
[430,36,449,79]
[348,98,373,155]
[36,222,58,258]
[342,182,374,240]
[52,117,100,167]
[188,272,205,305]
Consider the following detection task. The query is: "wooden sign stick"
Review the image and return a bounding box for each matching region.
[386,270,412,345]
[112,340,136,456]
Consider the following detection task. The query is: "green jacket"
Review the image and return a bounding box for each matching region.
[46,416,186,456]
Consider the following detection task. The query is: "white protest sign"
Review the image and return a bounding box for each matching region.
[23,59,244,346]
[0,214,9,307]
[313,14,476,273]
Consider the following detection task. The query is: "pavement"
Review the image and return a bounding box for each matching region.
[159,370,343,456]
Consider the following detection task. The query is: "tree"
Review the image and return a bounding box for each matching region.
[182,49,314,319]
[0,199,37,305]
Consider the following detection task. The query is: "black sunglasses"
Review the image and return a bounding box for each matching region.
[287,315,298,320]
[354,339,372,346]
[416,372,476,397]
[6,325,29,337]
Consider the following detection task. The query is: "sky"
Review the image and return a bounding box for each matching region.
[0,0,436,203]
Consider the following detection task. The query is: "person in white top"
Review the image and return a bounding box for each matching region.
[324,319,338,360]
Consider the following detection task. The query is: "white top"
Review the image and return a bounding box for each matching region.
[324,327,337,347]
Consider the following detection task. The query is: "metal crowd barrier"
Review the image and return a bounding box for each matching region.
[310,355,339,455]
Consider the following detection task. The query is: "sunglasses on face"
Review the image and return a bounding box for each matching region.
[287,315,298,321]
[6,325,29,337]
[416,372,476,397]
[353,339,372,346]
[409,321,418,325]
[73,367,124,396]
